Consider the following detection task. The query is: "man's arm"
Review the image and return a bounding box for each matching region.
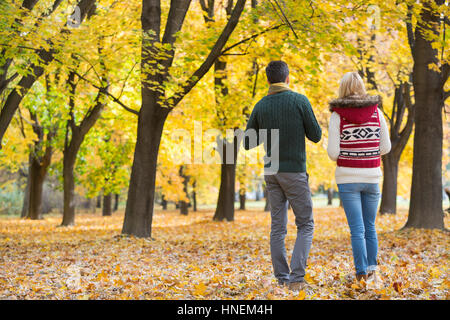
[300,96,322,143]
[243,106,259,150]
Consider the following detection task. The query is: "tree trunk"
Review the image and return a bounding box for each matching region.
[89,197,98,213]
[379,81,414,215]
[23,121,53,219]
[179,166,189,215]
[212,53,238,222]
[27,157,47,219]
[161,195,168,210]
[179,201,188,215]
[103,193,112,216]
[407,101,443,229]
[60,70,108,226]
[60,134,86,226]
[122,103,169,238]
[96,195,102,208]
[213,136,238,222]
[21,164,31,218]
[239,191,246,211]
[327,188,334,206]
[405,0,445,229]
[192,182,197,212]
[113,194,119,211]
[406,92,444,228]
[61,153,76,226]
[380,153,399,214]
[213,162,236,221]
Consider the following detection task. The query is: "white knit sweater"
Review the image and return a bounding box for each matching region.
[327,111,392,184]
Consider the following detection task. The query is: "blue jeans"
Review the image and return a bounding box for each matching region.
[337,183,380,275]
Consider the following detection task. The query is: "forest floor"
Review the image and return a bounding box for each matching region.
[0,208,448,300]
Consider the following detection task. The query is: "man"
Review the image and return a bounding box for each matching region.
[244,60,322,290]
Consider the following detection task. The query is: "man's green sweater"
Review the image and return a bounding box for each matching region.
[244,90,322,173]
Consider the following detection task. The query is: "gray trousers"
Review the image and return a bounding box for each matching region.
[264,172,314,283]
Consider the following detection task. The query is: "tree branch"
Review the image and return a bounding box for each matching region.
[270,0,298,39]
[394,82,415,159]
[41,129,54,169]
[170,0,246,107]
[16,106,29,139]
[199,0,215,23]
[0,0,98,148]
[160,0,192,71]
[162,0,192,46]
[21,0,39,10]
[67,71,77,132]
[406,4,415,56]
[70,68,139,116]
[79,85,109,137]
[199,0,208,12]
[221,22,287,56]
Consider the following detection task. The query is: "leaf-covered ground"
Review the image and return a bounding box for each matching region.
[0,208,448,300]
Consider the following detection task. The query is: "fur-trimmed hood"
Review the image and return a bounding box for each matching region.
[329,95,382,124]
[329,94,382,111]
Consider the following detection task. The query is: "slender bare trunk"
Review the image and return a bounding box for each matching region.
[103,193,112,216]
[61,152,76,226]
[327,188,334,206]
[161,195,168,210]
[113,194,119,211]
[380,154,399,214]
[27,158,46,219]
[21,163,31,218]
[179,166,189,215]
[213,136,238,221]
[192,181,197,212]
[239,191,246,210]
[214,162,236,221]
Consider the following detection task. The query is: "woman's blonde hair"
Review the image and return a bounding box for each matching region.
[338,72,367,99]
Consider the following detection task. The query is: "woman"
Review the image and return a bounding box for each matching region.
[327,72,391,282]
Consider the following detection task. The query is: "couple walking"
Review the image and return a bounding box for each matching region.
[244,61,391,290]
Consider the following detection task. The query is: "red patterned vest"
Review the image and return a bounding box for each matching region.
[335,105,381,168]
